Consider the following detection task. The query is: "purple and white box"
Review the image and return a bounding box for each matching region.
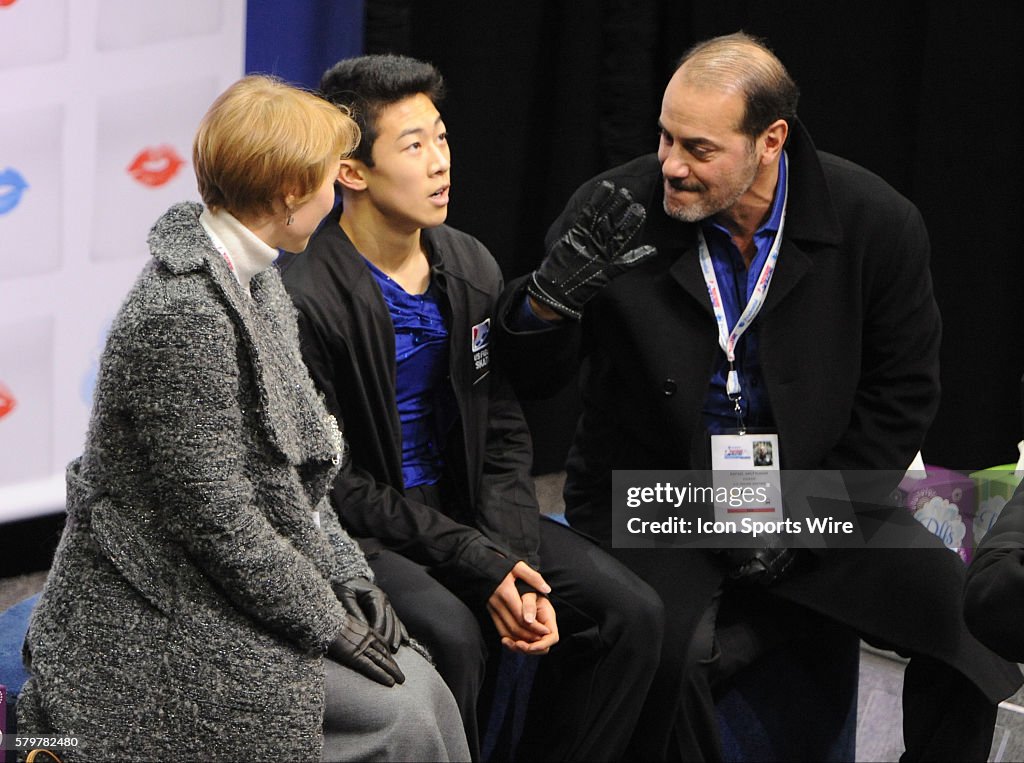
[899,465,975,564]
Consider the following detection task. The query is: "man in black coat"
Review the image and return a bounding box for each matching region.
[497,32,1022,761]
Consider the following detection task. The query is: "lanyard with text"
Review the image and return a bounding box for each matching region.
[698,168,789,434]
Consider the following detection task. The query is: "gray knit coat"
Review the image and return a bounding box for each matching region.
[18,202,375,762]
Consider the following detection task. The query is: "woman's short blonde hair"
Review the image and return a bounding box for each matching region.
[193,74,359,220]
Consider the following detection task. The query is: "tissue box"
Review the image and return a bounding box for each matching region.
[969,464,1024,549]
[899,465,975,563]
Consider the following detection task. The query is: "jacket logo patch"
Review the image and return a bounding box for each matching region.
[472,318,490,371]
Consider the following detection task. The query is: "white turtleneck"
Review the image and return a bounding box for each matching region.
[199,207,278,294]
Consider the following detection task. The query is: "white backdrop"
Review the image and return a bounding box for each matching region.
[0,0,246,521]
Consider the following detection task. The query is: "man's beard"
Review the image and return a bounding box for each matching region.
[661,153,759,223]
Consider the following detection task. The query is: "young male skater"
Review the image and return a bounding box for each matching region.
[280,54,662,762]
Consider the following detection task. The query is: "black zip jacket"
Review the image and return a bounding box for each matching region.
[281,207,541,601]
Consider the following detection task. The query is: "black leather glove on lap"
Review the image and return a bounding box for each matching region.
[333,578,406,653]
[326,615,406,687]
[528,180,656,320]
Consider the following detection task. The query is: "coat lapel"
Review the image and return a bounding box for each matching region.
[666,244,713,317]
[758,120,843,316]
[641,188,714,317]
[761,239,813,315]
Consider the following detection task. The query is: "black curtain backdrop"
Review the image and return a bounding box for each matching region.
[365,0,1024,474]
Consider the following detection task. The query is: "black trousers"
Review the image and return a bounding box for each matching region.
[364,515,664,762]
[612,548,998,762]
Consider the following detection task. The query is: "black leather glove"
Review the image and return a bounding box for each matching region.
[528,181,656,320]
[326,615,406,687]
[332,578,406,653]
[723,544,801,587]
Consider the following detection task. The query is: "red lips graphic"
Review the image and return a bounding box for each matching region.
[0,0,19,7]
[127,145,184,188]
[0,382,16,420]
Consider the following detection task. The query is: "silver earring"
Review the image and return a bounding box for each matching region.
[286,213,294,226]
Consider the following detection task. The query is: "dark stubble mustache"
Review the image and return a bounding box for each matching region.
[666,176,702,193]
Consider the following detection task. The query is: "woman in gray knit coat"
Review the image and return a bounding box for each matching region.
[16,76,468,763]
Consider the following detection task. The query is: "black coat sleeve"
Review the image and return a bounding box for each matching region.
[330,455,519,601]
[472,360,543,571]
[292,298,518,601]
[964,481,1024,662]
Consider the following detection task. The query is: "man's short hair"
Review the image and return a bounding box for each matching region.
[676,32,800,140]
[319,54,445,166]
[193,75,359,220]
